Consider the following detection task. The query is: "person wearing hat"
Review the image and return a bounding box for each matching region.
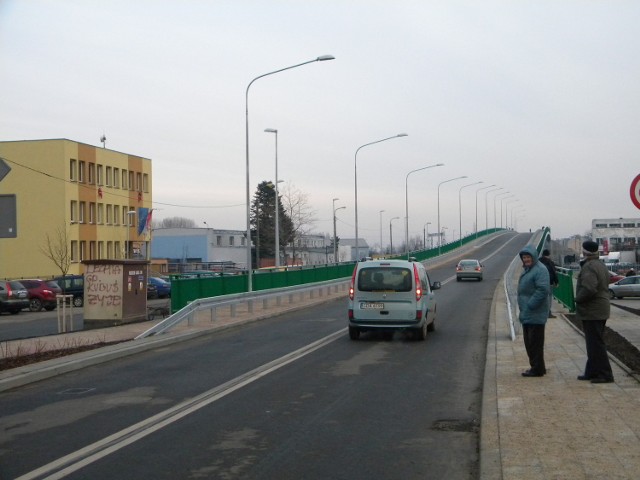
[517,244,551,377]
[539,249,559,318]
[575,240,614,384]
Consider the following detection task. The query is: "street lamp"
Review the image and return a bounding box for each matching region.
[333,200,346,263]
[458,181,482,246]
[126,210,135,259]
[494,192,510,229]
[437,176,467,254]
[245,54,335,291]
[502,196,517,229]
[379,209,385,255]
[424,222,431,249]
[475,184,494,238]
[354,133,408,260]
[485,187,503,231]
[405,163,444,257]
[264,128,280,267]
[389,216,400,254]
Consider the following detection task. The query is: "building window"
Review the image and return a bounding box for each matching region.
[122,206,128,225]
[70,159,77,181]
[136,172,142,192]
[107,241,113,258]
[97,204,104,224]
[114,168,120,188]
[106,166,112,186]
[241,237,246,246]
[115,241,121,259]
[70,201,77,223]
[114,206,120,225]
[623,223,636,228]
[89,241,96,260]
[609,223,621,228]
[143,173,149,192]
[595,223,607,228]
[122,170,128,190]
[79,201,86,223]
[229,236,235,246]
[89,203,96,224]
[71,241,78,262]
[216,235,222,246]
[106,204,112,224]
[78,161,85,183]
[97,164,103,185]
[98,241,104,259]
[129,171,134,191]
[79,241,86,261]
[88,163,95,184]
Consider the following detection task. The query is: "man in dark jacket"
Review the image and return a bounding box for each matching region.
[517,244,550,377]
[539,249,558,318]
[575,240,614,384]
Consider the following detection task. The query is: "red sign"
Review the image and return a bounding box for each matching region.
[631,174,640,210]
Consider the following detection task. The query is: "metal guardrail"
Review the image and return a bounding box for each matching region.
[136,278,349,339]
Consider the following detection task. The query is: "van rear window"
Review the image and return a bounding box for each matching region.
[357,267,412,292]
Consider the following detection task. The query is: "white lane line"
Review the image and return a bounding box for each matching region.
[17,328,346,480]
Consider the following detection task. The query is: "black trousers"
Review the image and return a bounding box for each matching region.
[522,324,546,374]
[582,319,614,380]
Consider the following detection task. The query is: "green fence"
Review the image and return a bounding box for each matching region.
[555,267,576,312]
[169,228,505,312]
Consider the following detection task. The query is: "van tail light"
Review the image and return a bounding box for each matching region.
[349,266,357,301]
[413,264,422,301]
[348,309,354,320]
[6,283,12,298]
[415,310,423,320]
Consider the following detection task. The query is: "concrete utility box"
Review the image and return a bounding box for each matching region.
[83,259,149,327]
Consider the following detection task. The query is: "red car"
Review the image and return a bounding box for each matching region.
[19,279,63,312]
[608,271,625,284]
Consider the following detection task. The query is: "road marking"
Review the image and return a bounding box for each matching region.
[17,329,346,480]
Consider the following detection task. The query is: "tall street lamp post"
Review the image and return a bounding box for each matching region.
[405,163,443,258]
[379,209,385,254]
[245,55,334,291]
[485,187,503,231]
[389,216,400,254]
[458,181,482,246]
[475,184,494,238]
[354,134,407,260]
[424,222,431,249]
[126,210,135,259]
[502,196,517,228]
[264,128,280,267]
[437,176,467,254]
[494,192,510,229]
[333,200,346,263]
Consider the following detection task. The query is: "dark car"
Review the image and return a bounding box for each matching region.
[147,282,158,299]
[20,279,63,311]
[0,280,30,314]
[148,277,171,298]
[53,275,84,307]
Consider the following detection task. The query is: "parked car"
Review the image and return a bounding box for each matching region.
[146,282,158,299]
[148,277,171,298]
[19,279,62,311]
[52,275,84,307]
[608,270,625,284]
[456,259,483,281]
[609,275,640,299]
[0,280,30,314]
[348,258,440,340]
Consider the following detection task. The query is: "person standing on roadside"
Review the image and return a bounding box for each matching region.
[575,240,614,384]
[517,245,551,377]
[539,249,559,318]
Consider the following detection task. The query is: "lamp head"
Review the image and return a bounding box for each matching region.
[397,133,408,137]
[264,128,277,133]
[317,55,335,61]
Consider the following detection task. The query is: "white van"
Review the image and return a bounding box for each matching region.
[348,259,441,340]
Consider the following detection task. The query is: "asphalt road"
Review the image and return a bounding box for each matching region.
[1,233,529,479]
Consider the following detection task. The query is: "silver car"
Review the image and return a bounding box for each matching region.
[456,259,483,281]
[609,275,640,299]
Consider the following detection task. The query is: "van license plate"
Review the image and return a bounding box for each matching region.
[361,302,384,309]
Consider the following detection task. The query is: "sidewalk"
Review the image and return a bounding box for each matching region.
[481,284,640,480]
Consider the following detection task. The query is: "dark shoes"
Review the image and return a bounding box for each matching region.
[577,374,614,383]
[590,377,614,384]
[522,369,544,377]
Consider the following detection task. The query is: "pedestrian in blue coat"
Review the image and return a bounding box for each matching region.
[517,244,551,377]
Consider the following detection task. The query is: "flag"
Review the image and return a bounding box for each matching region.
[137,208,153,236]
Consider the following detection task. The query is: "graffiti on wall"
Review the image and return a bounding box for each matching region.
[86,264,122,310]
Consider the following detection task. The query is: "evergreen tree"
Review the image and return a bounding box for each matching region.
[250,181,293,266]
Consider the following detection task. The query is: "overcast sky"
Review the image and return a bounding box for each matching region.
[1,1,639,249]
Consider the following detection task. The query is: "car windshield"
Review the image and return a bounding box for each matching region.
[357,267,412,292]
[459,260,479,267]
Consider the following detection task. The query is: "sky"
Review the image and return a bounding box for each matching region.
[1,0,639,251]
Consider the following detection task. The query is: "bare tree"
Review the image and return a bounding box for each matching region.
[280,183,316,264]
[40,226,71,278]
[155,217,198,228]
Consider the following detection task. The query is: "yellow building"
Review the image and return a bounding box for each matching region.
[0,139,152,279]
